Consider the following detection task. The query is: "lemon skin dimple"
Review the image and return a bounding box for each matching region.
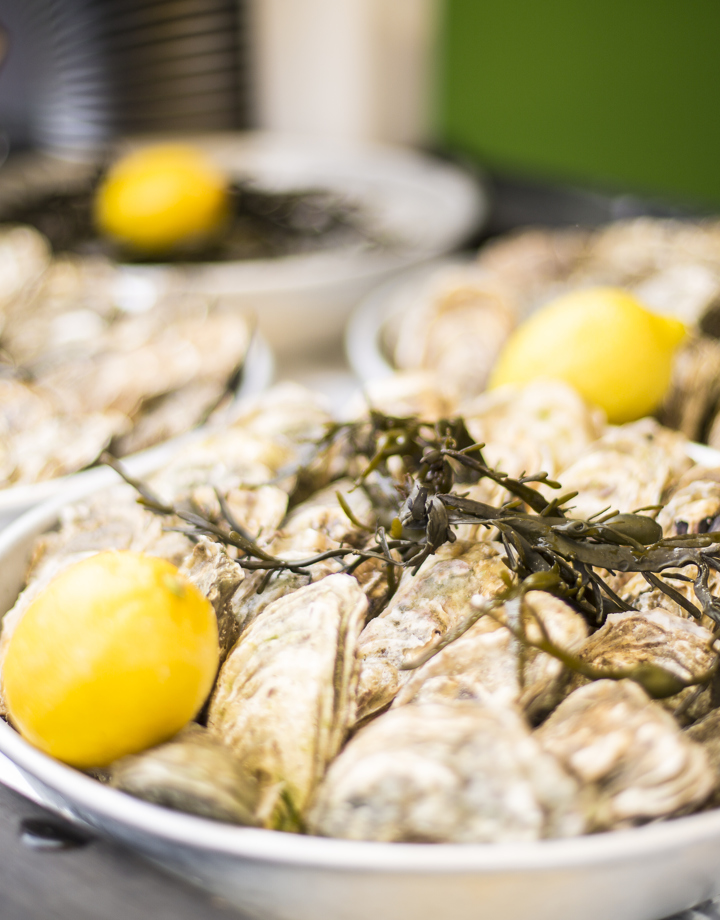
[2,551,219,769]
[94,144,228,255]
[489,287,686,424]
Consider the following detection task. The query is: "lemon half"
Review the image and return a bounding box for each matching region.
[489,287,686,424]
[3,551,219,768]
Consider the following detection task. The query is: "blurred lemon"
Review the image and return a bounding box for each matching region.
[94,144,228,254]
[489,287,686,424]
[3,551,218,769]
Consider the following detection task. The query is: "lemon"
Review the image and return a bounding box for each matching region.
[3,551,219,769]
[489,287,686,424]
[94,144,228,254]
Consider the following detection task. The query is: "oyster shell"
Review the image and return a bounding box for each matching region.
[178,538,244,659]
[355,540,510,722]
[392,266,518,399]
[567,610,719,724]
[208,573,368,828]
[536,680,714,829]
[392,591,588,719]
[556,418,692,521]
[109,724,260,825]
[685,709,720,807]
[343,371,459,422]
[308,701,586,843]
[659,336,720,444]
[657,478,720,537]
[460,379,605,484]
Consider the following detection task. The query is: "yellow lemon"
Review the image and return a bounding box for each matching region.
[3,551,218,769]
[94,144,228,254]
[489,287,686,424]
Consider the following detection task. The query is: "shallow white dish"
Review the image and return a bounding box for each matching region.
[2,446,720,920]
[0,329,274,532]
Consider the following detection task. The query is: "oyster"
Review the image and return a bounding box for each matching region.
[308,701,586,843]
[657,477,720,537]
[556,417,692,521]
[178,538,244,659]
[392,591,588,720]
[355,540,510,722]
[343,370,459,422]
[460,379,605,484]
[392,265,518,399]
[536,680,714,829]
[659,336,720,444]
[109,724,260,825]
[685,709,720,807]
[566,610,719,724]
[208,573,368,828]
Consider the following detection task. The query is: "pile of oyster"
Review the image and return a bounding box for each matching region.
[387,218,720,445]
[3,377,720,844]
[0,224,252,489]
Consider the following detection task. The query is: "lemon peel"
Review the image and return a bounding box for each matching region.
[489,287,686,424]
[94,144,228,254]
[3,551,219,769]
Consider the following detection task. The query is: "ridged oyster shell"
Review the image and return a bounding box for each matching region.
[536,680,714,829]
[208,573,367,828]
[355,540,510,723]
[109,724,260,825]
[308,701,586,843]
[557,418,691,520]
[567,610,719,723]
[392,591,588,718]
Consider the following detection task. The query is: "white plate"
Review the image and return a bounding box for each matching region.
[2,444,720,920]
[0,330,274,532]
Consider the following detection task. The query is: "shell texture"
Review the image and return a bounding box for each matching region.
[556,418,692,521]
[308,701,586,843]
[392,591,588,718]
[109,725,259,825]
[536,680,714,829]
[355,540,510,723]
[208,574,368,828]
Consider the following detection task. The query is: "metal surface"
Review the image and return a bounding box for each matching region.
[3,471,720,920]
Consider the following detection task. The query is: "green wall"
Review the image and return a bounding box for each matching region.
[437,0,720,206]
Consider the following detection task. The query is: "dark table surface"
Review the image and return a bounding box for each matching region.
[0,782,250,920]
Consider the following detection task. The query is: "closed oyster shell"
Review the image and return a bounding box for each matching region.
[568,609,719,723]
[392,266,518,399]
[392,591,588,719]
[685,709,720,807]
[657,478,720,536]
[343,371,459,423]
[178,538,244,659]
[460,379,605,486]
[557,418,692,521]
[308,701,586,843]
[355,540,510,723]
[536,680,714,829]
[208,573,368,827]
[109,724,259,825]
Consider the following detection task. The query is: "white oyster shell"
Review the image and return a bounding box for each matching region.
[536,680,714,829]
[557,418,692,521]
[308,701,586,842]
[109,724,259,825]
[355,540,510,722]
[208,573,368,827]
[392,591,588,718]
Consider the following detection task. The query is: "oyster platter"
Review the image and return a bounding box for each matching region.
[4,367,720,919]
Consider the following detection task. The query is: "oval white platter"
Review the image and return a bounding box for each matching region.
[0,438,720,920]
